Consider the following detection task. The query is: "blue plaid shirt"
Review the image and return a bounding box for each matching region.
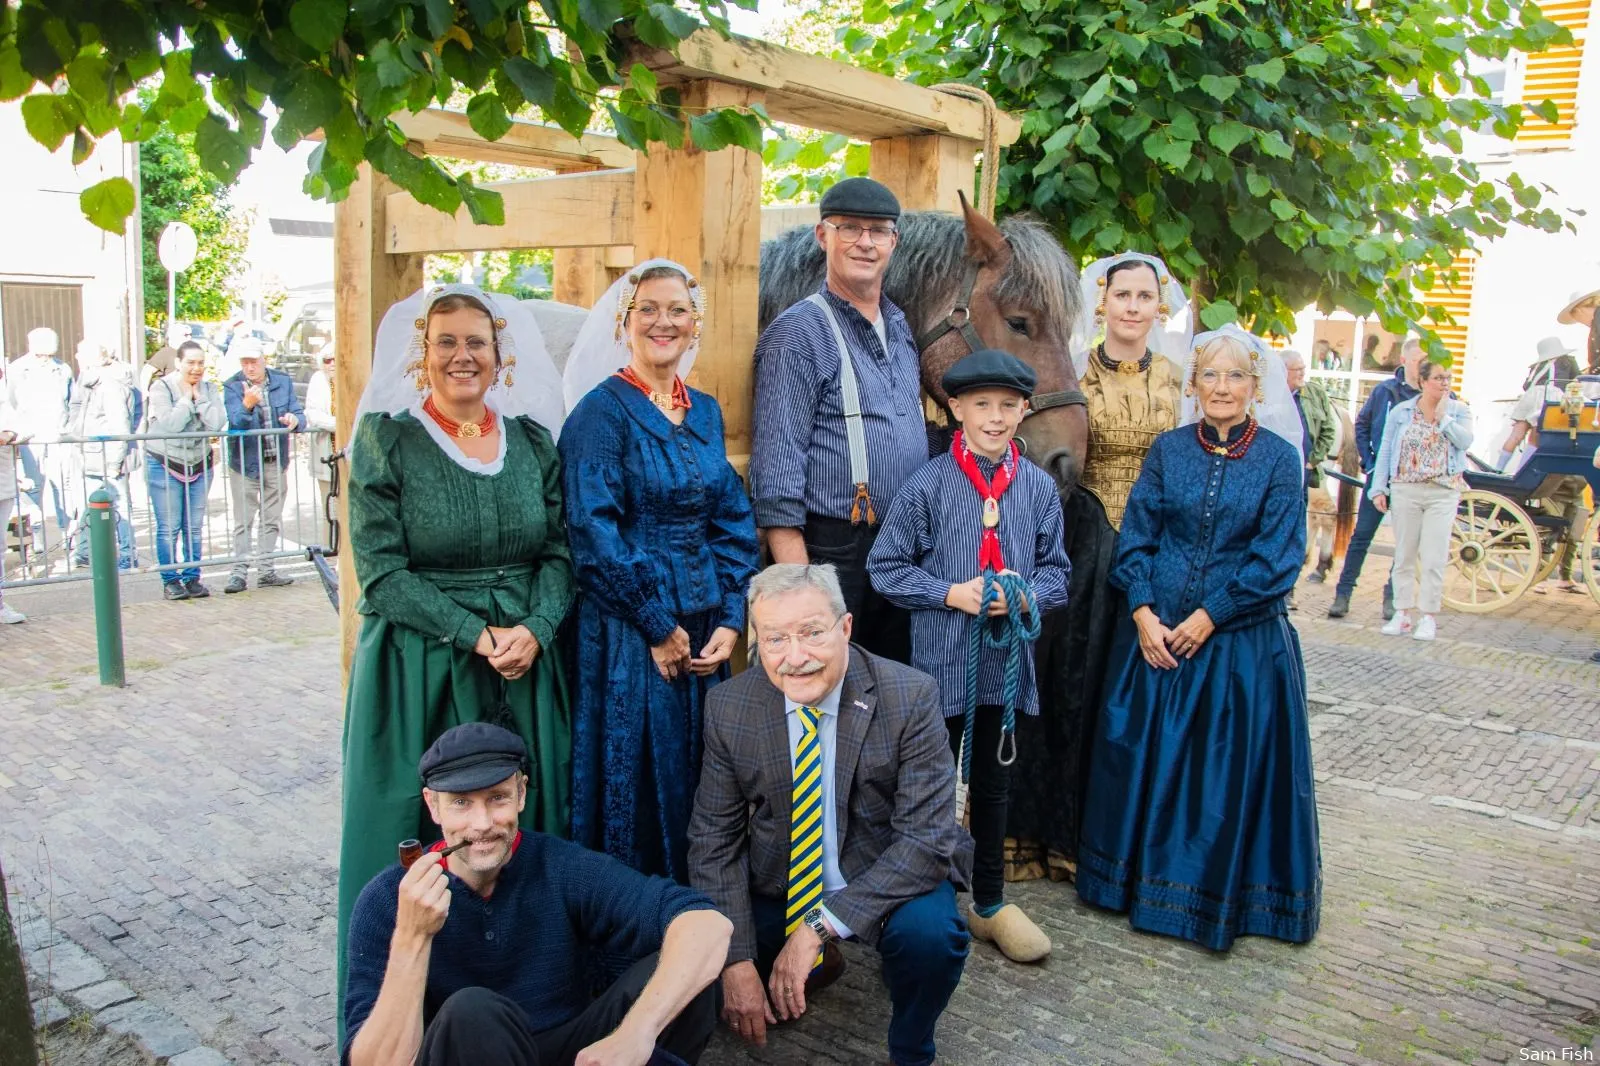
[750,285,928,527]
[866,451,1070,718]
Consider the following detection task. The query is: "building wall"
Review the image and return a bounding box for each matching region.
[0,101,140,369]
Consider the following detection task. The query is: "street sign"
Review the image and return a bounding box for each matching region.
[158,222,198,274]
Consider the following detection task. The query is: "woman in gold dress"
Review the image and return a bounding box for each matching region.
[1006,252,1189,882]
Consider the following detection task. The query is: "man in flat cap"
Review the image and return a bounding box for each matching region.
[343,722,732,1066]
[751,176,923,664]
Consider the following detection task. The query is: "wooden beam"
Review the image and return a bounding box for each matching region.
[552,248,612,308]
[761,204,819,241]
[634,80,764,469]
[389,109,634,170]
[384,170,636,254]
[335,164,423,676]
[628,30,1020,146]
[869,134,975,214]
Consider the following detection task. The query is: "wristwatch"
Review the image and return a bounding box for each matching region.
[801,906,836,943]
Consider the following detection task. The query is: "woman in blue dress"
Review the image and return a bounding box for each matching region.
[559,260,760,882]
[1076,326,1322,951]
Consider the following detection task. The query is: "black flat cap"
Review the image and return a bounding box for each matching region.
[818,177,901,221]
[941,349,1037,398]
[419,722,527,794]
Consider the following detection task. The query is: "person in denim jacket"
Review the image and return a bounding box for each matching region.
[1368,361,1473,642]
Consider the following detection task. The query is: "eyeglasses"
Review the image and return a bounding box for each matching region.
[629,304,695,325]
[428,338,494,357]
[756,616,844,657]
[823,220,898,247]
[1197,369,1253,386]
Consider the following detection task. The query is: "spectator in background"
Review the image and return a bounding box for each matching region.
[1284,349,1336,610]
[1500,343,1588,593]
[0,363,24,623]
[146,341,227,600]
[1312,339,1336,371]
[1557,285,1599,374]
[222,338,305,594]
[1329,337,1425,620]
[68,341,141,570]
[304,347,338,546]
[1369,361,1473,641]
[8,327,73,565]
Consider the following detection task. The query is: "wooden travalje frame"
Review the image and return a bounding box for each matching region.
[333,29,1021,668]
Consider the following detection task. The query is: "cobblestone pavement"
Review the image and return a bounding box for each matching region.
[3,574,1597,1065]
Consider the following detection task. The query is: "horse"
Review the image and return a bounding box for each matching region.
[1306,405,1361,579]
[517,197,1085,489]
[758,196,1087,493]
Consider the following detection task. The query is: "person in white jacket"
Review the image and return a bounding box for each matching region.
[0,360,25,623]
[303,347,338,545]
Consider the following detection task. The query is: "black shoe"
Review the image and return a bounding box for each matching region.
[1328,592,1350,618]
[163,582,190,601]
[1590,650,1600,664]
[183,579,211,599]
[1306,571,1327,585]
[258,573,294,588]
[224,576,248,594]
[1381,588,1395,621]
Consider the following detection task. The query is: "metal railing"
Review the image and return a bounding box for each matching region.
[1307,366,1395,420]
[2,427,339,591]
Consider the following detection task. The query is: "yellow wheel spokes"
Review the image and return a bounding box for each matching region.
[1443,491,1539,613]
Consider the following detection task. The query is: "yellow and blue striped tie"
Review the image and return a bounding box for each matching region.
[786,705,826,958]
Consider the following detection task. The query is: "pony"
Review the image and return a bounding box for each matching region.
[758,196,1087,492]
[1306,406,1362,579]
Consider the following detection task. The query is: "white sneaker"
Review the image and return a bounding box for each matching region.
[1380,614,1412,636]
[1412,615,1437,641]
[0,604,26,624]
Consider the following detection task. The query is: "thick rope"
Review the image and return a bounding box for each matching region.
[960,570,1041,784]
[932,83,1001,221]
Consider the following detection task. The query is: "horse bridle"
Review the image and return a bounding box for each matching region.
[912,249,1087,414]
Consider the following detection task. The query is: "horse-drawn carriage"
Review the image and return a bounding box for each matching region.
[1442,378,1600,611]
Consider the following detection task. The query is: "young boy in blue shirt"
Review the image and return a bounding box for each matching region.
[866,349,1070,964]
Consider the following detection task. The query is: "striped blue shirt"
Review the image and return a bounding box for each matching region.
[865,451,1071,718]
[750,285,928,527]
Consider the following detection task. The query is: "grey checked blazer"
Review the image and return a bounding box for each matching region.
[688,645,973,962]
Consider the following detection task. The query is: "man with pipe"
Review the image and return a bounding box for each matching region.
[343,722,731,1066]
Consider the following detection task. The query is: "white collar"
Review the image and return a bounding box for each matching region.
[408,397,508,476]
[784,675,845,719]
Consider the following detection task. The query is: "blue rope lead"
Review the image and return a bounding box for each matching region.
[960,570,1041,784]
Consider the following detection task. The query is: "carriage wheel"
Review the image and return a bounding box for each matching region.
[1444,491,1540,613]
[1581,511,1600,608]
[1533,529,1562,586]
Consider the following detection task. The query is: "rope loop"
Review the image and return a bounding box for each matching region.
[931,83,1002,221]
[960,569,1040,784]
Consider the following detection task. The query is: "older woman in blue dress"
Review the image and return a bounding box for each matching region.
[560,260,760,882]
[1077,326,1321,951]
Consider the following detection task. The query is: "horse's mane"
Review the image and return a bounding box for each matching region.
[757,211,1081,346]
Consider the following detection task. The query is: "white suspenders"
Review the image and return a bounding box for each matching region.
[806,293,876,525]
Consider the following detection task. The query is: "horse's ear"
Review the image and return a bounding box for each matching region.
[959,191,1010,267]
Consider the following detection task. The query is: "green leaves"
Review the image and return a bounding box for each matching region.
[466,92,513,141]
[289,0,349,51]
[1199,299,1239,330]
[194,114,251,184]
[1243,57,1285,85]
[1207,120,1252,155]
[79,177,135,235]
[689,109,763,153]
[20,92,74,151]
[1197,74,1238,102]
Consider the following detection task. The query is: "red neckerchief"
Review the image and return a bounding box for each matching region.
[616,366,692,410]
[428,830,523,875]
[950,430,1018,572]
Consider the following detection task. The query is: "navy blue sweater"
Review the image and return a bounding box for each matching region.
[342,833,715,1062]
[1112,421,1305,632]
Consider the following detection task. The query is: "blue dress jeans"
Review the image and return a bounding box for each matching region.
[749,882,968,1066]
[146,457,214,585]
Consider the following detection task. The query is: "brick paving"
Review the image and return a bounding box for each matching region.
[3,574,1598,1065]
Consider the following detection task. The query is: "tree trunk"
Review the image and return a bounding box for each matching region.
[0,858,40,1066]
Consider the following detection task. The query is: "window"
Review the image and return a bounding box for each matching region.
[2,282,84,373]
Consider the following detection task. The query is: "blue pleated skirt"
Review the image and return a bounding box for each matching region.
[1076,611,1322,951]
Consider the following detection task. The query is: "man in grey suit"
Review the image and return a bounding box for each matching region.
[688,563,971,1066]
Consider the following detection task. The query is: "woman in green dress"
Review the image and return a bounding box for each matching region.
[336,283,574,1009]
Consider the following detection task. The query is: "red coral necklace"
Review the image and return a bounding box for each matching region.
[1196,416,1258,459]
[423,395,496,439]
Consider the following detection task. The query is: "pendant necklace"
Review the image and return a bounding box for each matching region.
[1096,343,1153,376]
[423,394,495,438]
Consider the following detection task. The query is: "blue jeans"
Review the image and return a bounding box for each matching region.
[1335,474,1394,599]
[751,882,968,1066]
[146,457,213,584]
[18,444,68,549]
[72,474,136,569]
